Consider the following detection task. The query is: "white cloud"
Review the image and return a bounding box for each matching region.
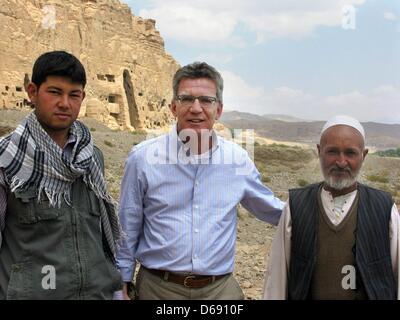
[222,70,265,104]
[221,71,400,124]
[139,4,238,44]
[136,0,366,46]
[194,53,235,65]
[384,12,397,21]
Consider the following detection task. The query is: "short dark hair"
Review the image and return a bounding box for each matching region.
[31,51,87,88]
[173,62,223,103]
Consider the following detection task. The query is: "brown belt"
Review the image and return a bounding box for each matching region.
[143,267,230,289]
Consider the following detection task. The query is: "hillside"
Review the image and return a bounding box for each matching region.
[375,148,400,158]
[220,111,400,150]
[0,0,179,130]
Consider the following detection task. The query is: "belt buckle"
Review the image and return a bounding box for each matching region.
[183,275,196,288]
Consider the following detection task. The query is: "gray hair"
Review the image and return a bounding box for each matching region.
[172,62,224,103]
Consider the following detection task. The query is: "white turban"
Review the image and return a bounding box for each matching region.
[321,115,365,140]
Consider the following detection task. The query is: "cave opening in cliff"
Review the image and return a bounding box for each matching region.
[105,74,115,82]
[123,69,140,129]
[107,94,122,125]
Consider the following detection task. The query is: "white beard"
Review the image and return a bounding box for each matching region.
[320,159,360,191]
[323,174,358,190]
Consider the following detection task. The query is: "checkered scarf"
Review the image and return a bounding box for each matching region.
[0,112,122,258]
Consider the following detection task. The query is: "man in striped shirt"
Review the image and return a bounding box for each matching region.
[117,62,284,300]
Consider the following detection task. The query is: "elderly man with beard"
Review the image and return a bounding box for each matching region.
[262,115,399,300]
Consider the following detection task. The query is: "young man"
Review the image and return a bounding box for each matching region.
[263,115,399,300]
[0,51,122,299]
[117,62,284,300]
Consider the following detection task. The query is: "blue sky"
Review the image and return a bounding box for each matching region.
[124,0,399,123]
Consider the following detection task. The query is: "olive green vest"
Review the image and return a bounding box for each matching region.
[0,152,122,299]
[308,192,367,299]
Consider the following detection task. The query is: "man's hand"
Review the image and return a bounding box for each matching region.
[122,283,131,300]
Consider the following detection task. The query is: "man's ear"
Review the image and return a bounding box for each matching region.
[27,82,38,105]
[363,148,369,160]
[317,144,321,156]
[215,103,223,120]
[170,99,177,118]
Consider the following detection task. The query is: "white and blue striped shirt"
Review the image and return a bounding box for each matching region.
[116,128,284,281]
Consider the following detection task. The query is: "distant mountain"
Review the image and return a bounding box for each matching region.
[221,111,309,123]
[220,111,400,150]
[220,111,268,122]
[262,114,309,122]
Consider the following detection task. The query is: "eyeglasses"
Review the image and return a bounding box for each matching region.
[176,95,218,108]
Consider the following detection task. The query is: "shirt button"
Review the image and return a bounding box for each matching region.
[193,255,198,259]
[194,205,199,209]
[195,180,199,186]
[194,229,199,233]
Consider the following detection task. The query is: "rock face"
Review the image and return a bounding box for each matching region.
[0,0,179,130]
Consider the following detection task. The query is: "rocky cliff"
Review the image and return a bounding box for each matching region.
[0,0,179,130]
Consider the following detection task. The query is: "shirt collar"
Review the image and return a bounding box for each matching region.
[65,133,77,146]
[61,133,78,161]
[321,187,358,202]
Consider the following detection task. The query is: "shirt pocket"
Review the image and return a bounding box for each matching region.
[6,258,33,300]
[14,189,61,224]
